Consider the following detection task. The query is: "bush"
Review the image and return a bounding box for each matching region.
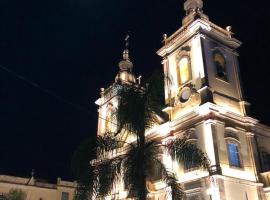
[6,189,26,200]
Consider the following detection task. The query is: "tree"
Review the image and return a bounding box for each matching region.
[6,189,26,200]
[74,70,210,200]
[71,138,97,199]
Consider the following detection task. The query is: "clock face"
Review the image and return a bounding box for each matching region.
[179,87,191,103]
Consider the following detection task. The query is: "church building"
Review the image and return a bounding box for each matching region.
[95,0,270,199]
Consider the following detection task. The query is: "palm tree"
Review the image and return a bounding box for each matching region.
[72,138,97,199]
[74,70,210,200]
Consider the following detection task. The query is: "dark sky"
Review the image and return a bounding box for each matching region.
[0,0,270,181]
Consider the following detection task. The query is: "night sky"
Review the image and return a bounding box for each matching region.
[0,0,270,182]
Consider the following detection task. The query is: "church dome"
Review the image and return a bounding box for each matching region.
[115,47,136,84]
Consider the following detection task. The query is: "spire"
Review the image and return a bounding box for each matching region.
[122,35,131,61]
[115,34,136,84]
[118,34,133,71]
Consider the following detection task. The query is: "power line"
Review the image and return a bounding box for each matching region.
[0,64,93,115]
[0,65,129,126]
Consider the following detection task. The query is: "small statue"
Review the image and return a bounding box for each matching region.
[184,0,203,15]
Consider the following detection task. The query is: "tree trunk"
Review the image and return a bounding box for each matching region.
[138,130,147,200]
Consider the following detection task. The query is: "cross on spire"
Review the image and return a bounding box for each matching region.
[125,33,130,50]
[115,33,136,83]
[122,33,131,61]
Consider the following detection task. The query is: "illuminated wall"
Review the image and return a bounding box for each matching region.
[0,175,75,200]
[95,1,270,199]
[156,6,268,198]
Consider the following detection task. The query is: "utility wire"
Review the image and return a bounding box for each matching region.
[0,64,93,115]
[2,65,270,139]
[0,64,120,125]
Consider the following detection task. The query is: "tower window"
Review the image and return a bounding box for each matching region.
[61,192,69,200]
[150,149,163,182]
[105,103,114,133]
[227,141,241,168]
[213,51,228,81]
[261,151,270,172]
[177,56,191,86]
[184,139,200,172]
[105,110,112,133]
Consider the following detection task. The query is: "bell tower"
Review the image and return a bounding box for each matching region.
[154,1,268,200]
[158,0,249,121]
[95,35,137,136]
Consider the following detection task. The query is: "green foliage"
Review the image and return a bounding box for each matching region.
[71,138,96,179]
[6,189,26,200]
[146,68,166,115]
[167,137,210,171]
[88,134,210,200]
[71,138,96,200]
[116,85,153,141]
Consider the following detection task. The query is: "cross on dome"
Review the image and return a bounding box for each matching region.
[115,34,136,84]
[119,33,133,71]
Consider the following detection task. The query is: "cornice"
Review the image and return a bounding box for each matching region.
[157,18,241,57]
[146,103,270,140]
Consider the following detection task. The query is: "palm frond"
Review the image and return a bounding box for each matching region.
[76,70,210,200]
[96,133,135,158]
[74,176,96,200]
[125,140,185,200]
[122,144,148,200]
[146,68,166,119]
[96,134,119,158]
[143,142,185,200]
[143,141,162,182]
[166,137,210,171]
[164,172,184,200]
[74,135,128,200]
[115,84,161,138]
[116,84,147,135]
[72,138,97,200]
[95,156,123,198]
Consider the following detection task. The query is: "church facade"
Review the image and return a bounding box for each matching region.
[95,0,270,199]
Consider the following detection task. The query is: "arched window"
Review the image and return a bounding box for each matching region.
[61,192,69,200]
[177,56,191,86]
[105,103,114,133]
[224,128,242,168]
[184,129,199,172]
[213,51,228,81]
[227,141,241,168]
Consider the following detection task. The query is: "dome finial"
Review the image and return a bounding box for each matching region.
[125,33,130,50]
[115,33,136,84]
[119,33,133,70]
[182,0,208,25]
[123,33,130,60]
[184,0,203,15]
